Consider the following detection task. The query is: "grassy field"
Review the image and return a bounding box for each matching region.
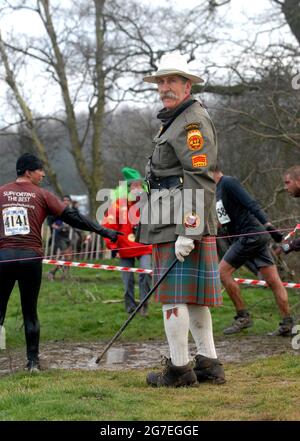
[0,260,300,421]
[0,355,300,421]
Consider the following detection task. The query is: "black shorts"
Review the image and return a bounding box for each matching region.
[223,234,274,269]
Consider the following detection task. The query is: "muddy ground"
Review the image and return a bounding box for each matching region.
[0,336,298,376]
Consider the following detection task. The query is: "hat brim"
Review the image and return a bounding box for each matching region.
[127,178,144,184]
[143,69,204,84]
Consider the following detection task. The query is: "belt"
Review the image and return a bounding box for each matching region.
[146,175,183,190]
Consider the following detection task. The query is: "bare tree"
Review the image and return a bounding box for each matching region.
[191,0,300,180]
[0,27,62,194]
[0,0,219,214]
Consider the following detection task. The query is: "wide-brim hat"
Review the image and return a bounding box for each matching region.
[143,53,204,84]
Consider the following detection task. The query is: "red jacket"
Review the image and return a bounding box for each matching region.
[102,198,152,258]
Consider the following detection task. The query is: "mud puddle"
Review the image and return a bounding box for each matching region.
[0,336,298,376]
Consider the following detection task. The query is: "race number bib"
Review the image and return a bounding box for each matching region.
[3,206,30,236]
[216,200,231,225]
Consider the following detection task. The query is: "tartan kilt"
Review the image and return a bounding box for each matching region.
[152,237,222,306]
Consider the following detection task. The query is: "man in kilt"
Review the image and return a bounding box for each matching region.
[137,53,225,387]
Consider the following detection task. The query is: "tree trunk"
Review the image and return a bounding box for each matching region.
[281,0,300,45]
[38,0,108,216]
[88,0,106,217]
[0,30,62,195]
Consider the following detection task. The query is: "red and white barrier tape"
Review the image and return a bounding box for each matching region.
[234,278,300,290]
[283,223,300,241]
[43,259,153,274]
[43,259,300,289]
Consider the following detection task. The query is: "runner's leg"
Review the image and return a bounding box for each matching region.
[18,257,42,362]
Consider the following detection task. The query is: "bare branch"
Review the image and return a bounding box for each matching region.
[0,29,62,194]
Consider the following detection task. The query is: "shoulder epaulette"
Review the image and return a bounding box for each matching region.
[184,123,200,131]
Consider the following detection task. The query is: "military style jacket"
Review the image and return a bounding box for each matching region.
[138,100,218,245]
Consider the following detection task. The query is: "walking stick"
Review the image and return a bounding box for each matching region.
[95,257,178,364]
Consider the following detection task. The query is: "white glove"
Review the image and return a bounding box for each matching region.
[175,236,195,263]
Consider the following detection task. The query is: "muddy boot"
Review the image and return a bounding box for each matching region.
[267,316,295,337]
[194,355,226,385]
[26,357,41,373]
[146,357,198,388]
[223,310,253,335]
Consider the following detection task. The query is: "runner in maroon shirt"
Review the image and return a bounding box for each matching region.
[0,153,120,372]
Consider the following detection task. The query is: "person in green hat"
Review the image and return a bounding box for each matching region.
[121,167,142,182]
[102,167,152,316]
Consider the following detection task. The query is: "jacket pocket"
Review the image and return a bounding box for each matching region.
[154,140,178,166]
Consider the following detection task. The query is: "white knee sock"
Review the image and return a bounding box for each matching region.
[188,305,217,359]
[162,304,190,366]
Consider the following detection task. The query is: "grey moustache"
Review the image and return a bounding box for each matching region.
[160,92,177,99]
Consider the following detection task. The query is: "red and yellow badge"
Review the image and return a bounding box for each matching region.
[184,212,200,229]
[192,154,207,168]
[187,129,204,151]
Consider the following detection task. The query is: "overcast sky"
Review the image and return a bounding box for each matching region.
[0,1,275,34]
[0,0,295,120]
